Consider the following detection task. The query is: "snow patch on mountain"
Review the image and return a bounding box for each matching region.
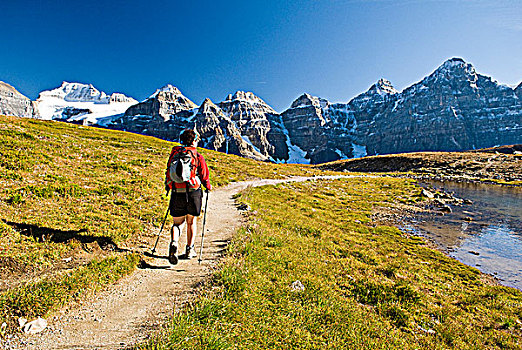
[351,143,367,158]
[36,82,137,123]
[280,127,309,164]
[286,141,309,164]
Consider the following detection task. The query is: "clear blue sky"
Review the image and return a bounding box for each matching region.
[1,0,521,112]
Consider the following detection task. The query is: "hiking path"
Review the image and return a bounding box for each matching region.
[17,176,355,350]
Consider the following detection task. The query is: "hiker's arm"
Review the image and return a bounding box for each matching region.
[197,154,212,191]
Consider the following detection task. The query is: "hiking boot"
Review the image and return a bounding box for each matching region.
[168,241,178,265]
[180,245,197,260]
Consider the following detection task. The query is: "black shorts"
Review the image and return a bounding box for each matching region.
[169,188,203,217]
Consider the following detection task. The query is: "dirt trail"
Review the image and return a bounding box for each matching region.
[18,176,354,350]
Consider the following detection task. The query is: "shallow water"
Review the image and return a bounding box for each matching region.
[409,180,522,290]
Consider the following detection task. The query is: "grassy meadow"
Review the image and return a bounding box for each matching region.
[0,114,520,349]
[0,115,320,330]
[141,178,522,349]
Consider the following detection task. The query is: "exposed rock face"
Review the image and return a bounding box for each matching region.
[62,107,91,120]
[218,91,288,161]
[192,98,268,161]
[0,81,38,118]
[515,82,522,99]
[364,58,521,155]
[348,78,398,133]
[281,93,356,163]
[109,91,270,161]
[109,85,197,141]
[281,58,521,163]
[107,58,522,164]
[124,84,197,121]
[109,93,136,103]
[108,88,194,141]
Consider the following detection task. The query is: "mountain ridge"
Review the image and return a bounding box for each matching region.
[1,57,520,163]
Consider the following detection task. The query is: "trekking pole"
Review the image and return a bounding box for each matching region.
[198,189,210,264]
[151,206,170,255]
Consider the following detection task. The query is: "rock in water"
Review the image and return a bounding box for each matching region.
[18,317,27,328]
[439,205,452,213]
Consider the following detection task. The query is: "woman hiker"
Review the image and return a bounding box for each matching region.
[165,129,211,264]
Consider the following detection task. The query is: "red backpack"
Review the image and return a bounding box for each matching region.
[168,147,200,190]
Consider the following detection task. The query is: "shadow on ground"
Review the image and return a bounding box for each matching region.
[3,220,121,251]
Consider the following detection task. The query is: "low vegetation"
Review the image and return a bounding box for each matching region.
[316,150,522,186]
[2,115,520,348]
[0,115,325,330]
[141,178,522,349]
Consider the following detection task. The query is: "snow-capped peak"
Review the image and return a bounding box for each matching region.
[431,57,477,78]
[226,91,259,103]
[149,84,183,99]
[371,79,398,96]
[223,91,277,114]
[37,81,106,103]
[290,93,329,109]
[37,81,136,105]
[35,82,138,122]
[439,57,468,69]
[408,57,479,92]
[109,93,137,104]
[199,97,217,110]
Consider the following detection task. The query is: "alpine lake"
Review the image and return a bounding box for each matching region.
[404,180,522,290]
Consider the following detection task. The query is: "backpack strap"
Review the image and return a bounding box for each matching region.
[185,148,201,202]
[167,146,185,169]
[184,147,196,202]
[185,148,199,169]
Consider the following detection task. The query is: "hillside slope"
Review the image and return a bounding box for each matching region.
[0,115,324,331]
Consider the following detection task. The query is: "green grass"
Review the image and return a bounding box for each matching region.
[0,254,140,327]
[139,178,522,349]
[2,114,520,348]
[0,115,328,330]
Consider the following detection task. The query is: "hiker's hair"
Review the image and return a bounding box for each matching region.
[180,129,198,146]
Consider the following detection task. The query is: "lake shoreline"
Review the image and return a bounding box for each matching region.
[377,178,522,291]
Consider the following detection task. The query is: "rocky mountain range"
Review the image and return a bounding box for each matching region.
[0,81,39,118]
[1,58,521,164]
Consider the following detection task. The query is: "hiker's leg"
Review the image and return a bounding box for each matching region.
[185,214,197,246]
[171,216,185,242]
[168,216,184,264]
